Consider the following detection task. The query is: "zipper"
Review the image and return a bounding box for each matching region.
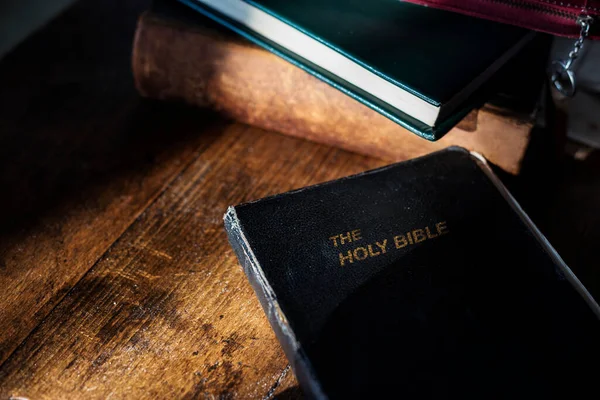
[483,0,594,96]
[418,0,596,94]
[484,0,581,21]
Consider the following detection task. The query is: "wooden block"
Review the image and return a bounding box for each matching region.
[133,11,537,175]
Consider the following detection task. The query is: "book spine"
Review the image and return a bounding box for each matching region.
[132,12,533,174]
[223,207,326,399]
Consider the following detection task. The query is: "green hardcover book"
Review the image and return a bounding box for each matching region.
[174,0,534,140]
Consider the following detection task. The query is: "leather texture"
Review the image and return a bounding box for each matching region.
[226,148,600,399]
[176,0,531,140]
[405,0,600,39]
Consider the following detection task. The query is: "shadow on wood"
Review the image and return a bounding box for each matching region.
[0,0,226,368]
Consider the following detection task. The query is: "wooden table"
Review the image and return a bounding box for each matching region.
[0,1,599,398]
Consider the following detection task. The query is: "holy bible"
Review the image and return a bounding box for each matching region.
[224,148,600,399]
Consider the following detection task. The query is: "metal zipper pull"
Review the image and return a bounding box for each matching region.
[550,14,594,97]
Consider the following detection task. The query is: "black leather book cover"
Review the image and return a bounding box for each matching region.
[224,148,600,399]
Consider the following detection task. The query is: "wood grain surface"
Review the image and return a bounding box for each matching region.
[0,124,384,399]
[0,0,238,371]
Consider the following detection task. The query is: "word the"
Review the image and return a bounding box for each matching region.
[329,229,362,247]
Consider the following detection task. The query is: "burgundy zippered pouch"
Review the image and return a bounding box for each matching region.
[405,0,599,39]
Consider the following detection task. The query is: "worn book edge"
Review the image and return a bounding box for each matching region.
[224,147,600,399]
[224,207,327,399]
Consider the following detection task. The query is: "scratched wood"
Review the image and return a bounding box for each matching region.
[0,0,225,367]
[0,125,385,399]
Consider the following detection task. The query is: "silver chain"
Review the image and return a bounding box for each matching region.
[566,15,593,69]
[550,14,594,97]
